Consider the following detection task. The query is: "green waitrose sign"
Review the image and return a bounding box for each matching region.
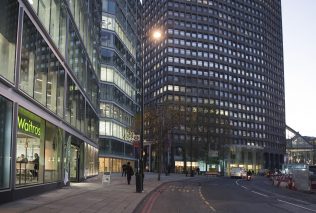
[18,115,41,137]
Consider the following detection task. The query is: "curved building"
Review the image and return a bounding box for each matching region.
[143,0,285,174]
[99,0,142,172]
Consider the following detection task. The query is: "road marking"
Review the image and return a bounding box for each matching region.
[277,199,316,212]
[141,185,167,213]
[241,186,248,190]
[251,190,268,197]
[199,186,216,212]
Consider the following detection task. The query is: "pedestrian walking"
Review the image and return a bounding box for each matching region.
[122,164,127,177]
[126,162,134,185]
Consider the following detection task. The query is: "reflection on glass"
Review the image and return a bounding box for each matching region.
[45,122,63,182]
[0,96,13,189]
[0,1,18,82]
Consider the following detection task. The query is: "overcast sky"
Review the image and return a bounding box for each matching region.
[282,0,316,136]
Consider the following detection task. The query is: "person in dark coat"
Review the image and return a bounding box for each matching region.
[126,162,134,185]
[32,153,39,177]
[122,164,127,177]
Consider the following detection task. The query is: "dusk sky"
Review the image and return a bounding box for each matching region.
[282,0,316,136]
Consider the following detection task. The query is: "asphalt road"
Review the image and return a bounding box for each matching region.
[134,176,316,213]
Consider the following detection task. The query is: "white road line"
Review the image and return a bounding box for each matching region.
[199,186,216,212]
[251,190,269,197]
[283,197,311,205]
[241,186,248,190]
[235,179,242,186]
[278,199,316,212]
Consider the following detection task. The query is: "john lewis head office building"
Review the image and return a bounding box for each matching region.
[0,0,100,203]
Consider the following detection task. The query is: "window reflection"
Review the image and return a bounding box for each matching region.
[0,1,18,82]
[0,96,13,189]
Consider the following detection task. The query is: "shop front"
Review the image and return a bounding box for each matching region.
[16,107,63,186]
[99,157,135,173]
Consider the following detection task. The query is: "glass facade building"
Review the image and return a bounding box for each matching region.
[99,0,142,172]
[0,0,100,203]
[143,0,286,174]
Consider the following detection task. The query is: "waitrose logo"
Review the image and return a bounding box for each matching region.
[18,115,41,136]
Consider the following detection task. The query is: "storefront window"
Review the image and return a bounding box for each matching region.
[0,1,18,82]
[16,107,44,186]
[0,96,13,189]
[45,122,63,182]
[84,144,98,177]
[99,158,110,172]
[65,133,85,182]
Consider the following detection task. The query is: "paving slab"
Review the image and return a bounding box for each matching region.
[0,173,189,213]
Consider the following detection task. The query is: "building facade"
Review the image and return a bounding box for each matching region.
[0,0,100,203]
[143,0,286,174]
[99,0,142,172]
[286,126,316,165]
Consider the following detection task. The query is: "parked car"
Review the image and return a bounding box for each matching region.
[230,167,246,179]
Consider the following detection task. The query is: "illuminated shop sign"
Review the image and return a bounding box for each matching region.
[18,114,41,137]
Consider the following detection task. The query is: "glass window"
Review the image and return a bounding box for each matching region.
[84,143,98,177]
[20,15,37,96]
[57,66,65,117]
[44,122,63,183]
[68,22,86,87]
[47,54,59,113]
[33,38,48,105]
[16,107,44,186]
[0,96,13,189]
[0,1,18,82]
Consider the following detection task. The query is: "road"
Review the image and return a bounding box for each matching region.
[134,176,316,213]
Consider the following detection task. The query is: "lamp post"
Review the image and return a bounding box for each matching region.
[137,29,162,192]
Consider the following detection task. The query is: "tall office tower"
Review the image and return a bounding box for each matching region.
[143,0,285,174]
[99,0,142,172]
[0,0,100,203]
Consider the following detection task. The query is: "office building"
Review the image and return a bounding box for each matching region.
[99,0,142,172]
[142,0,286,174]
[0,0,100,203]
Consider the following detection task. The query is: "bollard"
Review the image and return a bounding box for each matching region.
[136,173,142,193]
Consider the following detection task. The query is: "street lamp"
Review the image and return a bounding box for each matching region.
[137,29,162,192]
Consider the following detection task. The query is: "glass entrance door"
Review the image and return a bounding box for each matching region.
[69,145,79,182]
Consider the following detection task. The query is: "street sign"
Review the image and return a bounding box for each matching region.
[133,134,140,148]
[208,150,219,158]
[133,134,140,142]
[102,172,111,184]
[133,141,140,148]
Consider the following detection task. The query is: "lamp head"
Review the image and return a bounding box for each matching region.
[153,30,162,41]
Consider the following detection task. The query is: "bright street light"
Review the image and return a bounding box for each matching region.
[153,30,162,40]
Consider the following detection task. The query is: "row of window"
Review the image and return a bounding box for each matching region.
[100,102,133,127]
[27,0,99,72]
[102,15,136,58]
[101,66,136,100]
[168,17,282,65]
[100,84,136,114]
[166,39,280,73]
[101,31,136,71]
[166,37,264,64]
[99,138,133,157]
[169,0,281,31]
[99,120,132,141]
[149,56,284,91]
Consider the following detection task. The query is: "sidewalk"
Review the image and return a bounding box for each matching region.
[0,173,188,213]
